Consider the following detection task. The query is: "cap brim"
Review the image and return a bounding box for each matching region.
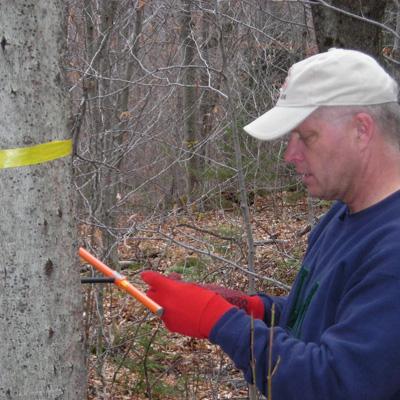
[243,106,318,141]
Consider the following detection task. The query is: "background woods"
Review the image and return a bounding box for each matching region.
[66,0,400,398]
[1,1,398,399]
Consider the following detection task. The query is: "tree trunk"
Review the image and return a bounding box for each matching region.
[82,0,120,266]
[0,1,86,399]
[394,1,400,55]
[198,10,221,199]
[388,0,400,83]
[311,0,387,59]
[181,0,199,204]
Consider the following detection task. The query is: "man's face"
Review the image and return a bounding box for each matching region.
[284,108,361,203]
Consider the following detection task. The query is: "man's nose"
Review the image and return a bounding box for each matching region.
[284,135,303,164]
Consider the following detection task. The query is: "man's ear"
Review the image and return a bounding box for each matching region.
[353,112,375,149]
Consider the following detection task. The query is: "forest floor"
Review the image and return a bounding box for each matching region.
[82,192,330,399]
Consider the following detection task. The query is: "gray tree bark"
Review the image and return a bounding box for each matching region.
[181,0,199,203]
[0,1,86,399]
[311,0,387,59]
[82,0,121,266]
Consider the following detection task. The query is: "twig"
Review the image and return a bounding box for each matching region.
[110,315,148,393]
[142,228,291,290]
[383,53,400,66]
[267,304,274,398]
[267,304,281,399]
[143,323,161,400]
[254,239,289,246]
[249,316,259,399]
[176,222,240,242]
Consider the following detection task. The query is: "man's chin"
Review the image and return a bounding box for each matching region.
[307,188,332,201]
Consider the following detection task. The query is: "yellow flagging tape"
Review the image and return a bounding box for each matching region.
[0,139,72,169]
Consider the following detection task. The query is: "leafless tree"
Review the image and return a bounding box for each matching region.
[0,1,87,398]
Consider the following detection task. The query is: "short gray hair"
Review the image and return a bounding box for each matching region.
[351,102,400,147]
[321,103,400,148]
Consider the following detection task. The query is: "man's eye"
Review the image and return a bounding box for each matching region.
[301,134,316,144]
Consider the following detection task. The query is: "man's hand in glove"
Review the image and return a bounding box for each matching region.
[168,272,265,320]
[141,271,234,338]
[200,283,265,320]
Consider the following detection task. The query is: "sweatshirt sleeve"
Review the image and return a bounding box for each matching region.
[257,293,287,325]
[209,248,400,399]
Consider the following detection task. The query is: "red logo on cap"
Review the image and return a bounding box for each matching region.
[279,68,291,100]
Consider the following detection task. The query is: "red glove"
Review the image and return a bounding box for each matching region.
[168,273,264,320]
[200,284,265,320]
[141,271,234,338]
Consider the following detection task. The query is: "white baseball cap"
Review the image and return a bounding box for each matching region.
[243,48,399,141]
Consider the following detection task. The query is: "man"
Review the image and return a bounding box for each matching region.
[142,49,400,399]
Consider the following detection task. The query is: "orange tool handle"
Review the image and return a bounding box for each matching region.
[78,247,163,317]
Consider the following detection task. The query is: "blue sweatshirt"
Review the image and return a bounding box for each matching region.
[210,191,400,399]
